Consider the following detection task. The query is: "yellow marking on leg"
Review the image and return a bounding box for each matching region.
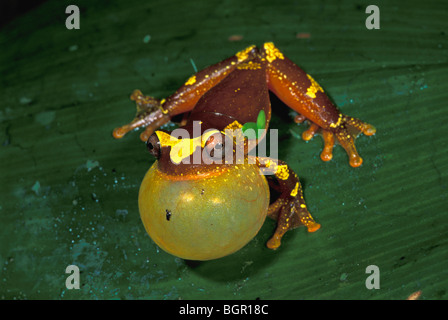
[158,99,169,114]
[275,165,289,180]
[263,42,284,63]
[305,74,324,99]
[236,45,256,62]
[185,75,196,86]
[290,182,299,197]
[159,107,169,114]
[237,61,262,70]
[330,114,343,128]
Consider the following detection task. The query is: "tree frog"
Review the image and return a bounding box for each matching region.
[113,43,376,261]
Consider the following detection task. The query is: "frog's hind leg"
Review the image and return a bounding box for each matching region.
[261,42,376,167]
[258,158,320,250]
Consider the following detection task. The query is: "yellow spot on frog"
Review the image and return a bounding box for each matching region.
[155,130,219,164]
[290,182,299,197]
[155,131,178,147]
[236,45,256,62]
[330,114,343,128]
[275,164,289,180]
[263,42,284,63]
[185,75,196,86]
[159,106,169,114]
[237,61,262,70]
[265,159,273,168]
[224,120,243,131]
[305,74,324,99]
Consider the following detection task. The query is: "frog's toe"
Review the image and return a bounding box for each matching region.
[112,126,127,139]
[296,205,321,232]
[336,129,363,167]
[320,130,335,162]
[351,118,376,136]
[139,127,154,142]
[341,116,376,136]
[266,234,282,250]
[112,118,146,139]
[302,122,320,141]
[266,198,320,250]
[294,114,306,124]
[305,221,321,233]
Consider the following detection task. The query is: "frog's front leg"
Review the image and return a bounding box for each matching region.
[257,158,320,250]
[113,89,171,141]
[112,54,245,141]
[262,42,376,167]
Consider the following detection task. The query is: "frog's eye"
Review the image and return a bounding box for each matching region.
[146,134,161,159]
[204,132,225,160]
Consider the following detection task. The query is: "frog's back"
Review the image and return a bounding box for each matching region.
[189,55,271,131]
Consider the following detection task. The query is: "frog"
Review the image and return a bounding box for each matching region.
[113,42,376,261]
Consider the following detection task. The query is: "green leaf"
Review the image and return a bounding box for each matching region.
[257,110,266,130]
[241,122,258,138]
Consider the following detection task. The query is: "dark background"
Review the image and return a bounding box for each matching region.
[1,0,447,299]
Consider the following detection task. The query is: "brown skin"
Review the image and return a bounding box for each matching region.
[113,42,376,249]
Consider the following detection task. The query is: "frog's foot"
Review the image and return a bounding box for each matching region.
[299,115,376,167]
[112,89,171,141]
[266,195,320,250]
[330,115,376,167]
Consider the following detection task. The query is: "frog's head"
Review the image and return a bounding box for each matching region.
[146,130,224,178]
[145,121,241,179]
[145,110,268,179]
